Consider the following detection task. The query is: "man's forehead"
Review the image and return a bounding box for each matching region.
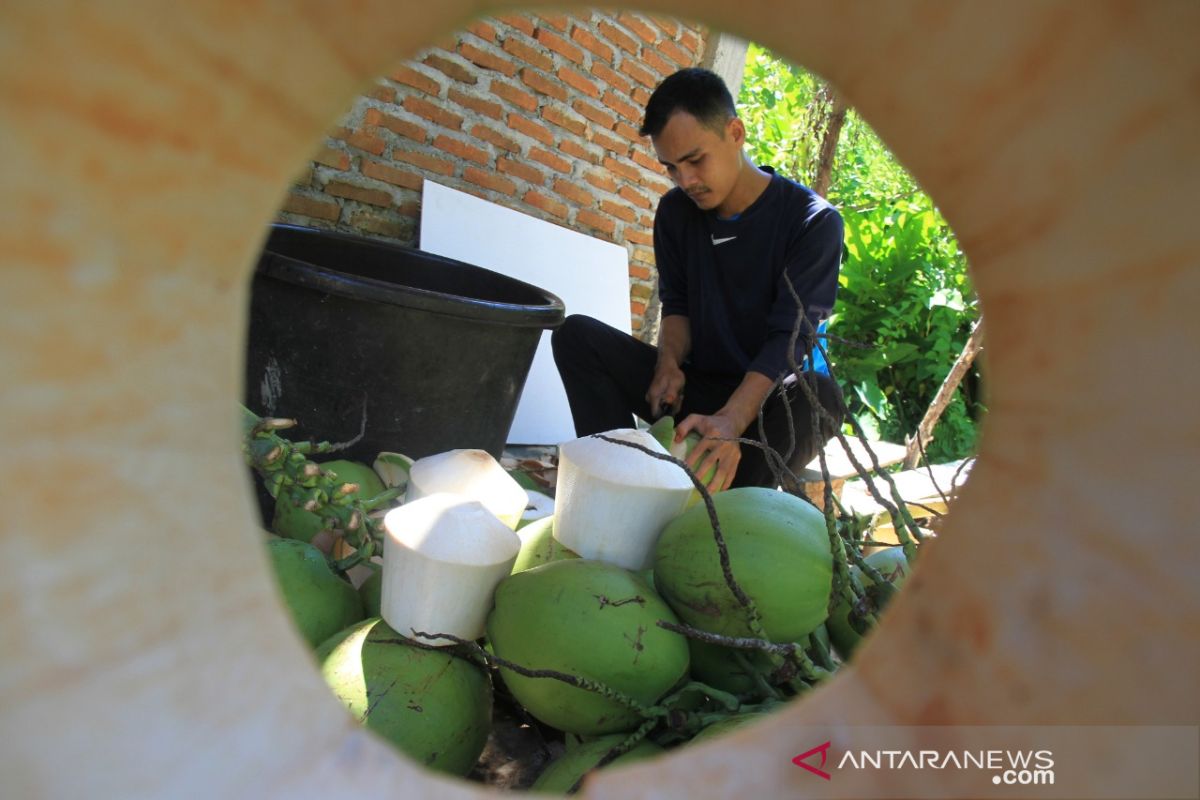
[652,111,724,163]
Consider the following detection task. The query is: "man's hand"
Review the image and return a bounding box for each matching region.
[646,361,686,418]
[675,412,741,494]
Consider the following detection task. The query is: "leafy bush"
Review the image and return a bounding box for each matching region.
[738,44,984,462]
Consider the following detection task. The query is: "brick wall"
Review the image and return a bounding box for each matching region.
[277,11,708,339]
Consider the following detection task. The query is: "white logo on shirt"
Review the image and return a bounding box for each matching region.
[711,235,737,245]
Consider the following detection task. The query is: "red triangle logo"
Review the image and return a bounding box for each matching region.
[792,740,832,780]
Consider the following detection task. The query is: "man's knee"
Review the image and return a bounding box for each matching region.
[551,314,599,355]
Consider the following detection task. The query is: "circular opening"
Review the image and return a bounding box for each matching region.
[245,13,974,794]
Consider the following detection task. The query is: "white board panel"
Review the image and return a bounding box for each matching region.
[419,180,632,445]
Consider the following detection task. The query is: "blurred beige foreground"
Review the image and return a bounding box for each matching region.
[1,1,1197,798]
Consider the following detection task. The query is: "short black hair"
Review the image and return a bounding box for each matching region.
[639,67,737,138]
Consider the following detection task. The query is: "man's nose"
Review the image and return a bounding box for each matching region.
[675,164,699,189]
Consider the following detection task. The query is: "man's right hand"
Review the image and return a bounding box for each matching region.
[646,361,686,418]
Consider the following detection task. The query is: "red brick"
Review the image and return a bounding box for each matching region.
[350,209,406,238]
[360,160,425,191]
[535,28,584,64]
[520,68,568,102]
[467,19,498,42]
[530,147,571,174]
[626,229,655,246]
[498,158,546,186]
[557,66,601,99]
[597,21,638,55]
[571,27,614,62]
[370,85,397,103]
[403,96,464,129]
[472,123,519,153]
[554,178,594,207]
[391,148,455,176]
[639,213,654,227]
[282,192,340,221]
[314,145,350,170]
[604,155,642,183]
[541,106,587,137]
[643,50,673,78]
[491,81,538,112]
[615,121,643,143]
[447,88,503,120]
[364,108,428,142]
[422,53,477,84]
[632,87,651,106]
[590,129,629,156]
[631,299,648,316]
[631,248,656,265]
[573,99,617,129]
[618,12,658,44]
[464,167,517,196]
[495,13,535,37]
[524,190,569,219]
[629,264,653,280]
[337,128,385,156]
[649,15,679,37]
[576,209,616,236]
[619,59,658,90]
[433,134,490,165]
[539,13,570,32]
[659,38,693,68]
[325,179,393,207]
[602,90,640,122]
[679,28,701,54]
[601,199,637,223]
[459,42,517,76]
[630,282,654,301]
[592,63,633,96]
[632,149,665,173]
[619,185,653,209]
[398,200,421,219]
[584,170,618,193]
[508,114,555,147]
[389,65,439,94]
[560,139,601,165]
[503,38,554,72]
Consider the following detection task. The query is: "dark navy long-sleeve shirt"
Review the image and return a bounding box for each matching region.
[654,168,843,381]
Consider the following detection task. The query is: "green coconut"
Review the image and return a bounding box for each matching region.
[653,487,833,642]
[486,559,690,735]
[317,618,492,777]
[272,459,386,542]
[266,538,364,648]
[687,639,775,695]
[511,515,580,574]
[531,733,664,794]
[827,547,910,660]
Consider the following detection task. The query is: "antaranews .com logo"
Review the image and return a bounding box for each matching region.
[794,741,1056,787]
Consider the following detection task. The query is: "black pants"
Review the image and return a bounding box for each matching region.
[551,314,843,489]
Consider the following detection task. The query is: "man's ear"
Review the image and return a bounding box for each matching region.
[728,116,746,146]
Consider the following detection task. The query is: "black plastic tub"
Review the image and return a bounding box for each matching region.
[243,224,565,465]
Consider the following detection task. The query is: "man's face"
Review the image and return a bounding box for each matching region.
[651,110,746,214]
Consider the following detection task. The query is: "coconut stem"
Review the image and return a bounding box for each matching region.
[240,405,386,565]
[408,630,650,717]
[565,718,656,796]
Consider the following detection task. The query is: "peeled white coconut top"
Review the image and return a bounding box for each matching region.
[382,493,520,566]
[406,449,528,529]
[559,428,693,490]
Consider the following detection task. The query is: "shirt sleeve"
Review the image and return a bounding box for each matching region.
[746,200,843,380]
[654,196,689,318]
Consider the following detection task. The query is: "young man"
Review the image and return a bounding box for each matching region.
[552,67,844,492]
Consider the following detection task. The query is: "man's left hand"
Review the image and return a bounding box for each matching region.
[675,413,741,494]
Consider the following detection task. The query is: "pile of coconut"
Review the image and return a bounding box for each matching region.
[246,410,912,793]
